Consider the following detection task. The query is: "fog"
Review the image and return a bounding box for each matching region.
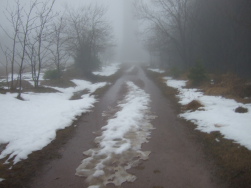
[0,0,150,68]
[121,0,149,63]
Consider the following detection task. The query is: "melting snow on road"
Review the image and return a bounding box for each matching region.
[0,79,107,164]
[148,68,165,74]
[92,63,120,77]
[164,77,251,150]
[76,81,155,188]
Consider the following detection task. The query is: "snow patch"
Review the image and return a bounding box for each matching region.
[92,63,120,76]
[76,82,155,188]
[164,77,251,150]
[148,68,165,74]
[0,72,46,83]
[0,79,107,164]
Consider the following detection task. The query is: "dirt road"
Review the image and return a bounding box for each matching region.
[30,67,223,188]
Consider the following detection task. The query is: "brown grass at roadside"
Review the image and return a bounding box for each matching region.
[200,73,251,104]
[189,128,251,188]
[169,71,251,104]
[145,68,251,188]
[184,100,204,112]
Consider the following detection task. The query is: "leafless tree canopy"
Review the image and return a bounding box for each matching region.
[0,1,113,97]
[65,4,113,75]
[137,0,251,77]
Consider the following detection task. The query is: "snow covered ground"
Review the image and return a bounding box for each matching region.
[0,79,108,165]
[92,63,120,76]
[76,82,155,188]
[0,72,45,83]
[164,77,251,150]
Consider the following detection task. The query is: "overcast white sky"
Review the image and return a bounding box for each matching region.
[0,0,124,40]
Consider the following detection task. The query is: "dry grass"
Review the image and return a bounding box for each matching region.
[235,106,248,113]
[184,100,204,112]
[145,68,251,188]
[193,130,251,188]
[202,73,251,103]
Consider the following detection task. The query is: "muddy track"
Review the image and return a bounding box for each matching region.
[3,66,224,188]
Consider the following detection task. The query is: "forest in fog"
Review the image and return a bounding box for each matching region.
[1,0,251,95]
[137,0,251,77]
[0,0,114,97]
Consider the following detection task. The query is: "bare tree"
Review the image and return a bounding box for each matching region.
[26,36,38,85]
[1,0,22,90]
[31,0,56,87]
[0,44,11,89]
[48,16,69,77]
[136,0,193,69]
[1,0,56,95]
[16,0,39,99]
[65,4,113,76]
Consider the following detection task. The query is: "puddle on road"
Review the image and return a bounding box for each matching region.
[76,81,156,188]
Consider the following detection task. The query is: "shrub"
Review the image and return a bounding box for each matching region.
[170,67,181,78]
[43,69,61,80]
[188,63,207,86]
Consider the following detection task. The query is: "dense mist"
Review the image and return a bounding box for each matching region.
[120,0,149,63]
[0,0,150,72]
[2,0,251,78]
